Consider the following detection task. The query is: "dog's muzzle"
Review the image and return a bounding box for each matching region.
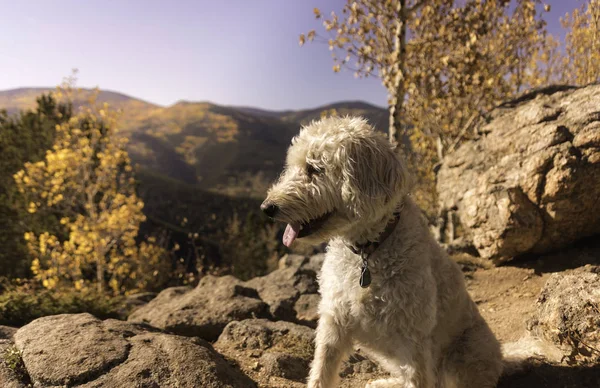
[260,201,279,218]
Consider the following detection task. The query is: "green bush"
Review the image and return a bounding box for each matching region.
[0,281,125,327]
[1,345,30,384]
[216,210,282,280]
[0,94,72,278]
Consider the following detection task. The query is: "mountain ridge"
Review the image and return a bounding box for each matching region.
[0,87,385,113]
[0,87,388,197]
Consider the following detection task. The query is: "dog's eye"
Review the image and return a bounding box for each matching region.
[307,164,320,177]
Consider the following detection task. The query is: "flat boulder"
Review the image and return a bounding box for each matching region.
[437,85,600,262]
[15,314,130,386]
[14,313,255,387]
[128,274,269,341]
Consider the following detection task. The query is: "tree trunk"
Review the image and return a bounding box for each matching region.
[590,1,600,84]
[388,0,407,144]
[96,250,105,293]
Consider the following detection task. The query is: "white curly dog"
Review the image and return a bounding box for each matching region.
[261,117,503,388]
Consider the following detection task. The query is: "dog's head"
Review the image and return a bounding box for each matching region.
[261,116,408,247]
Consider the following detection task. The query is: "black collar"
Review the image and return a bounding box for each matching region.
[347,211,401,288]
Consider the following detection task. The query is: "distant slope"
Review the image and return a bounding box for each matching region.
[227,105,293,118]
[230,101,388,130]
[0,88,161,136]
[136,168,262,235]
[0,88,389,196]
[0,87,158,114]
[279,101,388,131]
[125,101,300,190]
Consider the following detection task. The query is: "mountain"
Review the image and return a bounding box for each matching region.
[125,101,300,194]
[0,87,159,117]
[0,87,389,270]
[230,101,388,132]
[0,88,388,197]
[280,101,388,128]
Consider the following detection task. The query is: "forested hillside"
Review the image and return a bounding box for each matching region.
[1,88,387,197]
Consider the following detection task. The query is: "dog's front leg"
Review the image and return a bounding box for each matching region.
[307,313,352,388]
[400,340,436,388]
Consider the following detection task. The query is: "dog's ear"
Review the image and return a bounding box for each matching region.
[339,134,408,217]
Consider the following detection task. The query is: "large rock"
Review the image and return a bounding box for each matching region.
[244,254,321,325]
[128,274,269,341]
[528,266,600,364]
[438,85,600,262]
[214,319,315,387]
[14,313,255,387]
[214,319,387,387]
[15,314,130,386]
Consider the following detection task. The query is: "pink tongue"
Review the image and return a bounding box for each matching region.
[283,223,300,247]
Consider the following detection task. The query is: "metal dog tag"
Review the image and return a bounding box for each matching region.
[359,249,371,288]
[359,264,371,288]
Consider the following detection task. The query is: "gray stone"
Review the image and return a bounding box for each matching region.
[215,319,315,355]
[528,266,600,364]
[14,313,255,387]
[437,84,600,262]
[128,274,269,341]
[260,352,310,382]
[214,319,390,387]
[214,319,314,387]
[15,313,130,386]
[245,256,319,323]
[80,332,255,388]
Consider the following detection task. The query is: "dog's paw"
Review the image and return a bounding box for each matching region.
[365,378,406,388]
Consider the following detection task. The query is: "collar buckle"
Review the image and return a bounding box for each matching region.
[348,211,402,289]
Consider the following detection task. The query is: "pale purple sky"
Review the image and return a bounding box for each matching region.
[0,0,578,110]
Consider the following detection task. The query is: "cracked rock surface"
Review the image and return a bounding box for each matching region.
[213,318,386,388]
[528,266,600,365]
[14,313,255,387]
[244,254,321,325]
[15,314,131,386]
[214,319,315,387]
[437,84,600,262]
[128,274,270,341]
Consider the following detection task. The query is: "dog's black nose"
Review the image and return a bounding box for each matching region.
[260,202,279,218]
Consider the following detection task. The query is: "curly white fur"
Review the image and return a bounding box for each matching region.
[263,117,503,388]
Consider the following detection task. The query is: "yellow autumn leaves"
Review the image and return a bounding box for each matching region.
[562,0,600,86]
[14,87,167,295]
[302,0,600,216]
